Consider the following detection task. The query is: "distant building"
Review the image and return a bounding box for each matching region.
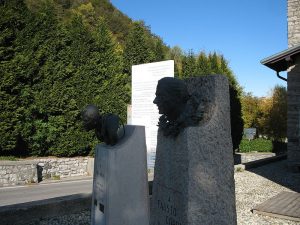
[261,0,300,172]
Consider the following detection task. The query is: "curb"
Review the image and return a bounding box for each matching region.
[39,176,93,185]
[234,154,287,172]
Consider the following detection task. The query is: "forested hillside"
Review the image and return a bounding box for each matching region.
[0,0,243,157]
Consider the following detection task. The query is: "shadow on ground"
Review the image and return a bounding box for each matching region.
[246,160,300,193]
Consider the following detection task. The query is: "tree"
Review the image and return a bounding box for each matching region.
[72,2,97,28]
[0,1,130,157]
[208,52,222,74]
[242,85,287,143]
[241,92,260,128]
[152,37,166,62]
[195,51,210,75]
[229,86,244,151]
[262,86,287,141]
[123,21,154,74]
[181,50,196,79]
[0,0,31,156]
[168,46,184,78]
[219,55,238,87]
[30,14,129,156]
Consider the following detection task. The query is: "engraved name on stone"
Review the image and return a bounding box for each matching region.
[154,183,183,225]
[157,199,182,225]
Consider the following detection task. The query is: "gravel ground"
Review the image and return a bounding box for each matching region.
[27,160,300,225]
[235,160,300,225]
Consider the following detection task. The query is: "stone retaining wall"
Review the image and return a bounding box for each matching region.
[37,157,90,179]
[0,161,38,187]
[0,157,93,187]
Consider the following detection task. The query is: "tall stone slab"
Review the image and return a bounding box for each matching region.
[150,75,237,225]
[92,125,150,225]
[131,60,174,170]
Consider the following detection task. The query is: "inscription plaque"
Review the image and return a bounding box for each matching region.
[131,60,174,169]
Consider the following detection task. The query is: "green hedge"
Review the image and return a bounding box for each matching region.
[0,2,130,157]
[239,138,272,153]
[0,156,18,161]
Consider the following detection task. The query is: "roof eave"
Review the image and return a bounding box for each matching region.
[261,44,300,72]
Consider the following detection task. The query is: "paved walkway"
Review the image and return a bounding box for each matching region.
[0,177,92,206]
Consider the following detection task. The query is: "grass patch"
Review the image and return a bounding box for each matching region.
[239,138,273,153]
[0,156,18,161]
[236,167,244,172]
[51,175,61,180]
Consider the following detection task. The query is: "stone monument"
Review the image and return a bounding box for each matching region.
[82,105,150,225]
[150,75,237,225]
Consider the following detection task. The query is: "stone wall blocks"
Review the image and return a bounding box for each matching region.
[0,157,90,186]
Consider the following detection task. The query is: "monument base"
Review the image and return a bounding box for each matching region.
[150,75,237,225]
[92,125,149,225]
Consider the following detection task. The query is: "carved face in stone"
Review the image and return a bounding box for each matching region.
[153,77,189,121]
[153,87,173,115]
[82,105,101,131]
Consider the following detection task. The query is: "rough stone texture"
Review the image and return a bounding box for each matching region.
[92,125,149,225]
[0,157,91,186]
[287,0,300,172]
[87,158,94,176]
[287,54,300,172]
[0,161,38,187]
[36,157,90,179]
[288,0,300,47]
[150,75,237,225]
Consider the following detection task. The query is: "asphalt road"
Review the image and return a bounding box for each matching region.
[0,179,93,207]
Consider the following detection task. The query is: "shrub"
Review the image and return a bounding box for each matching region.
[0,156,18,161]
[239,138,272,153]
[230,85,244,152]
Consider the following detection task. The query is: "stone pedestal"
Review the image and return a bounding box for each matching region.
[91,125,149,225]
[150,75,237,225]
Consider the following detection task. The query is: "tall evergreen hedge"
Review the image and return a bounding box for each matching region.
[0,0,242,157]
[0,0,129,156]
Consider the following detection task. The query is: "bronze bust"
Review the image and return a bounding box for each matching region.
[82,105,124,145]
[153,77,203,137]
